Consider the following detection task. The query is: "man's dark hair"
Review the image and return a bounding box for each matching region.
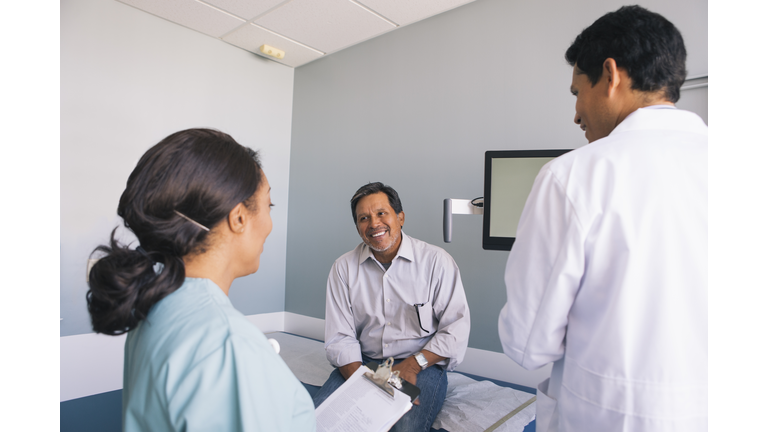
[565,5,687,103]
[350,182,403,224]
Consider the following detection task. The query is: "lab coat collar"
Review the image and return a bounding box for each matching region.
[358,231,415,267]
[610,105,707,137]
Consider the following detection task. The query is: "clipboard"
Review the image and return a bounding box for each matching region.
[316,358,421,432]
[363,358,421,403]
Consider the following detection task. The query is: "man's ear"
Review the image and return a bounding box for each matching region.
[398,212,405,227]
[602,58,622,96]
[228,202,247,234]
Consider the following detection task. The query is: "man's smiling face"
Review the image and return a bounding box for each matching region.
[355,192,404,260]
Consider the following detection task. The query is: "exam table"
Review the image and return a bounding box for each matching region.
[269,332,537,432]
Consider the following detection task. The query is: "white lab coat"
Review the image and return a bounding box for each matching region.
[498,107,707,431]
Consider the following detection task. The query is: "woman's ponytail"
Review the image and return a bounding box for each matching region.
[87,229,185,335]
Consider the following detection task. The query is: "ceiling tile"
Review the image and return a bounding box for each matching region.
[222,23,324,68]
[202,0,287,21]
[358,0,476,26]
[254,0,395,54]
[117,0,246,38]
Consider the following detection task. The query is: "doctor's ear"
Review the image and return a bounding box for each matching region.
[602,58,622,94]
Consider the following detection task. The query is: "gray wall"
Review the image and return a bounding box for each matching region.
[61,0,295,336]
[285,0,708,352]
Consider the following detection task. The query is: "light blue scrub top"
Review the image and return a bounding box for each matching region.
[122,278,316,432]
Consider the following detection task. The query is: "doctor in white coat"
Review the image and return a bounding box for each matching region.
[498,6,707,431]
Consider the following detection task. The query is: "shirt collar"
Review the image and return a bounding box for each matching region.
[641,104,677,110]
[358,231,414,266]
[183,277,231,304]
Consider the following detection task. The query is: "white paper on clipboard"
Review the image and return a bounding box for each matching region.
[315,366,412,432]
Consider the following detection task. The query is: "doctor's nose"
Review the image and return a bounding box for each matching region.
[574,113,581,125]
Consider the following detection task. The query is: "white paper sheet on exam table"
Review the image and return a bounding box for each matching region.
[432,373,535,432]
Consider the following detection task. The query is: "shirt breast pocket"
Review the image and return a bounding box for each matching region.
[414,303,434,335]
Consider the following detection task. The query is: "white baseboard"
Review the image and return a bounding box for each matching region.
[283,312,325,341]
[243,311,325,341]
[242,311,324,340]
[244,311,285,333]
[61,312,548,402]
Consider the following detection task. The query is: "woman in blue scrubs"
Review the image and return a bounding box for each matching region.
[86,129,316,432]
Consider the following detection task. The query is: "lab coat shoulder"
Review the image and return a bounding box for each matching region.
[497,137,651,370]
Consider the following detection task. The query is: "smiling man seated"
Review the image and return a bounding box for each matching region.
[313,182,470,432]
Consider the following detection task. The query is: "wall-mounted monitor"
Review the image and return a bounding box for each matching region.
[482,149,572,251]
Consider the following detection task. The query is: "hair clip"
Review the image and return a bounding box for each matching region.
[174,210,211,232]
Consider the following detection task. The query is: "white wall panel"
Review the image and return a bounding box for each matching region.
[61,0,295,337]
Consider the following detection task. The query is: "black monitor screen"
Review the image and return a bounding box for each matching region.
[482,149,572,251]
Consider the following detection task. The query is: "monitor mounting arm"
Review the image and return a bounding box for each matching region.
[443,198,483,243]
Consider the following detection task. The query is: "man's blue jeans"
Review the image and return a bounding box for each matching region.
[313,354,448,432]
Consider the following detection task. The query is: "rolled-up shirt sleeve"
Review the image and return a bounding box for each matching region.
[324,258,363,368]
[422,251,470,371]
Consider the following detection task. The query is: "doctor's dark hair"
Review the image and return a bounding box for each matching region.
[350,182,403,224]
[87,128,263,335]
[565,5,687,103]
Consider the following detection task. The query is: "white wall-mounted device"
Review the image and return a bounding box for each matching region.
[443,198,483,243]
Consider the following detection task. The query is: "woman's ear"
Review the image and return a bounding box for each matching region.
[228,202,247,234]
